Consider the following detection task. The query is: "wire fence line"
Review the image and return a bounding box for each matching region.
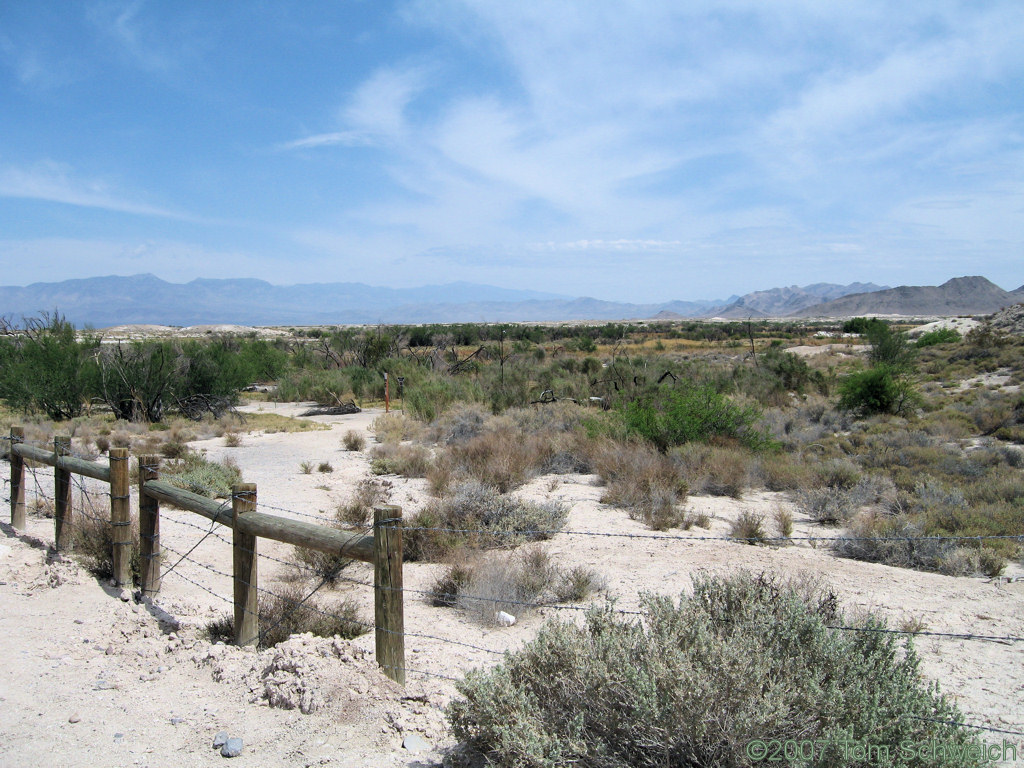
[5,436,1024,738]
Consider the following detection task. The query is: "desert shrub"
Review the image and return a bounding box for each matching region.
[916,328,961,348]
[336,478,392,528]
[429,548,603,622]
[369,442,431,477]
[838,365,918,416]
[797,486,859,525]
[811,458,862,490]
[162,450,242,497]
[448,572,978,767]
[405,481,568,561]
[591,441,688,529]
[72,509,140,581]
[370,413,419,444]
[670,443,750,498]
[730,510,767,544]
[773,506,794,538]
[754,452,814,491]
[291,545,355,586]
[341,430,366,451]
[299,460,314,474]
[622,384,769,451]
[833,512,1014,576]
[206,583,366,648]
[444,428,554,492]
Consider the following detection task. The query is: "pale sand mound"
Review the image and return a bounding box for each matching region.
[2,403,1022,766]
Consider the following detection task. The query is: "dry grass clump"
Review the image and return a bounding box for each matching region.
[223,430,242,447]
[428,547,604,623]
[754,452,814,491]
[317,461,333,473]
[591,441,688,530]
[773,506,794,538]
[341,429,366,451]
[206,583,366,649]
[405,481,568,561]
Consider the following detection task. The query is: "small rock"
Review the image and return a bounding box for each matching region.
[495,611,517,627]
[114,733,124,744]
[105,646,115,656]
[74,619,84,625]
[170,717,184,725]
[402,734,430,753]
[119,589,131,602]
[68,714,81,724]
[221,737,243,758]
[156,665,167,674]
[213,731,229,749]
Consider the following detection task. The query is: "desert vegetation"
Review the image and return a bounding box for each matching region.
[3,307,1023,758]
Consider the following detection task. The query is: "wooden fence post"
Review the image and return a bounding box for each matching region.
[374,504,405,685]
[139,455,161,597]
[232,483,258,647]
[109,448,131,588]
[54,435,72,551]
[9,427,25,530]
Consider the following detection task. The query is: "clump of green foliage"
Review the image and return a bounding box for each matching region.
[448,572,980,767]
[916,327,961,348]
[162,449,243,497]
[621,383,769,451]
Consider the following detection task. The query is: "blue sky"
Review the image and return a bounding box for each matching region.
[1,1,1022,303]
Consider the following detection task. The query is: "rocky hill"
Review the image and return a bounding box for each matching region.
[793,276,1024,317]
[707,282,887,318]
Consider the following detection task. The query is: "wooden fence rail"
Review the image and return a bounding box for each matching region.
[5,427,405,683]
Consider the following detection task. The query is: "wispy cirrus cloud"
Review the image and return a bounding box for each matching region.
[0,161,183,219]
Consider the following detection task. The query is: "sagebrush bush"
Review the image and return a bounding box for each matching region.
[670,442,750,498]
[730,510,767,544]
[162,449,242,497]
[448,572,977,767]
[335,478,392,528]
[405,481,568,561]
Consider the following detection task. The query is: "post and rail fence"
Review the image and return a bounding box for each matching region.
[5,426,406,684]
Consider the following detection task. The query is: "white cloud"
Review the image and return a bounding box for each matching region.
[0,161,182,219]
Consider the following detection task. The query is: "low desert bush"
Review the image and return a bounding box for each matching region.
[730,510,767,544]
[369,442,431,477]
[592,441,688,529]
[206,583,366,648]
[162,450,242,498]
[299,460,314,474]
[428,548,604,622]
[317,461,333,473]
[405,481,568,561]
[335,478,392,528]
[341,430,366,451]
[370,413,419,444]
[773,506,794,538]
[72,509,140,581]
[448,572,978,767]
[670,443,750,498]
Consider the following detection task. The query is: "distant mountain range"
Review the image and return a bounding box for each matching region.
[793,276,1024,317]
[0,274,1020,326]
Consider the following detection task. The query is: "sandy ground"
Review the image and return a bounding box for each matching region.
[2,403,1023,766]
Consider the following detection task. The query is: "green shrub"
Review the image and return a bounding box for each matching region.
[622,384,769,451]
[916,328,961,348]
[838,366,918,416]
[448,572,978,767]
